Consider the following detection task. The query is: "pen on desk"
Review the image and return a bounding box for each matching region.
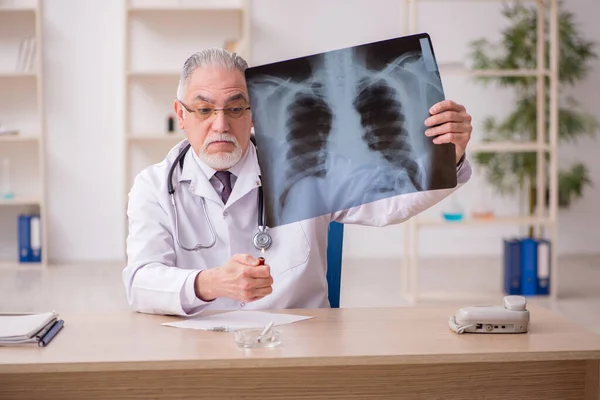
[39,319,64,347]
[35,318,58,340]
[206,326,231,332]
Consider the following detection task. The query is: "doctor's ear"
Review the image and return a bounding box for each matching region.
[173,100,186,129]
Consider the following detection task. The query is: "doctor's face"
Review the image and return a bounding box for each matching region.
[175,66,253,171]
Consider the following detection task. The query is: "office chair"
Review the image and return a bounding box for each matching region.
[326,221,344,308]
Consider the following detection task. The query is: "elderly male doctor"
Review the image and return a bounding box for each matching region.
[123,48,473,316]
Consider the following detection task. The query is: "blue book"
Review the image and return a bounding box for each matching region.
[520,238,538,296]
[17,215,32,262]
[536,239,551,295]
[503,238,521,295]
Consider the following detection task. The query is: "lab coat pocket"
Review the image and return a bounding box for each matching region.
[266,221,311,275]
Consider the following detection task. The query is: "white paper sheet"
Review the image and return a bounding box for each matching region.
[161,310,314,331]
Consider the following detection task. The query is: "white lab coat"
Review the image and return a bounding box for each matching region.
[123,139,471,316]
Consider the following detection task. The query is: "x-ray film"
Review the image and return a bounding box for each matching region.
[245,33,457,228]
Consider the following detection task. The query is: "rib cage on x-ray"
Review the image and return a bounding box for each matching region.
[280,83,333,209]
[247,42,449,227]
[353,77,424,193]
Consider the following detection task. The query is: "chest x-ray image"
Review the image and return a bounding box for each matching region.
[246,33,457,228]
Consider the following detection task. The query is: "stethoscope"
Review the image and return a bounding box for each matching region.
[167,136,272,252]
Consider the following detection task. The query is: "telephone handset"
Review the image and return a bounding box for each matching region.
[449,295,530,334]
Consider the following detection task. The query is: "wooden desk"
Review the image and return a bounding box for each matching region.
[1,306,599,399]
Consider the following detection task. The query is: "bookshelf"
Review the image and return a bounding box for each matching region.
[401,0,559,303]
[0,0,47,266]
[121,0,252,253]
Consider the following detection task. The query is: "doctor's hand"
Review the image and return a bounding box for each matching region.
[424,100,472,164]
[194,254,273,303]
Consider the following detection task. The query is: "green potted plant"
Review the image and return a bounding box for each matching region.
[467,1,599,233]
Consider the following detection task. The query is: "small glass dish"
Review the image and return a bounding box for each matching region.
[234,328,282,349]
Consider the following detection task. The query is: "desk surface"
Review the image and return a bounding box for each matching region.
[1,305,600,374]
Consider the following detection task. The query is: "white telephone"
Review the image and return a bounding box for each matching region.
[448,295,530,334]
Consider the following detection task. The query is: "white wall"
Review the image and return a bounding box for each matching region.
[37,0,599,263]
[44,0,124,262]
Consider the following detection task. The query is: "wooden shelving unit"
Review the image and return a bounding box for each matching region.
[0,0,47,267]
[401,0,559,304]
[121,0,252,253]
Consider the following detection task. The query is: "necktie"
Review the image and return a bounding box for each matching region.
[214,171,232,204]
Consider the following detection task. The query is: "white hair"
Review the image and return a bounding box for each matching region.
[176,48,249,100]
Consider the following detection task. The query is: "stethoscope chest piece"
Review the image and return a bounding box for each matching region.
[253,229,272,251]
[169,138,272,252]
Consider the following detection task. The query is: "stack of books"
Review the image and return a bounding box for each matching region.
[503,238,551,296]
[0,311,64,347]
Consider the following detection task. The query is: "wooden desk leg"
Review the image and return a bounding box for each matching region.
[586,360,600,400]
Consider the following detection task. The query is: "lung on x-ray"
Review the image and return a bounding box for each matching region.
[245,33,457,228]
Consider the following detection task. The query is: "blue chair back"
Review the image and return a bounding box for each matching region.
[326,221,344,308]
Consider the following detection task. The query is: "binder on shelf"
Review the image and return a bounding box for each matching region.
[30,215,41,262]
[502,237,551,296]
[536,239,551,295]
[503,238,521,295]
[17,214,41,263]
[18,214,31,262]
[520,238,538,295]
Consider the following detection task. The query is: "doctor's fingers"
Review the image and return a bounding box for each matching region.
[424,121,471,139]
[431,131,470,146]
[242,264,271,279]
[242,275,273,290]
[241,280,272,302]
[424,107,471,128]
[231,253,261,266]
[246,286,273,302]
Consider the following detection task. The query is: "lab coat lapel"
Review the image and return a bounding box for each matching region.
[178,148,222,205]
[226,144,262,209]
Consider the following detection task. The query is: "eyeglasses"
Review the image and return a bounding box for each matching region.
[178,100,251,121]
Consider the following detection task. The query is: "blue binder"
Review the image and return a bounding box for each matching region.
[520,238,538,296]
[18,215,32,262]
[17,214,41,263]
[503,238,521,295]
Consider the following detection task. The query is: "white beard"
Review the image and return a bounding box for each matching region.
[198,133,243,170]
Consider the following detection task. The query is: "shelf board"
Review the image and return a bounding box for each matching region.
[415,0,537,2]
[0,261,44,269]
[127,134,184,142]
[406,290,549,305]
[438,64,550,78]
[128,6,243,12]
[0,6,37,13]
[0,71,36,78]
[0,196,42,206]
[0,134,40,142]
[415,215,554,228]
[127,71,179,79]
[127,0,244,12]
[468,142,552,153]
[408,290,505,303]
